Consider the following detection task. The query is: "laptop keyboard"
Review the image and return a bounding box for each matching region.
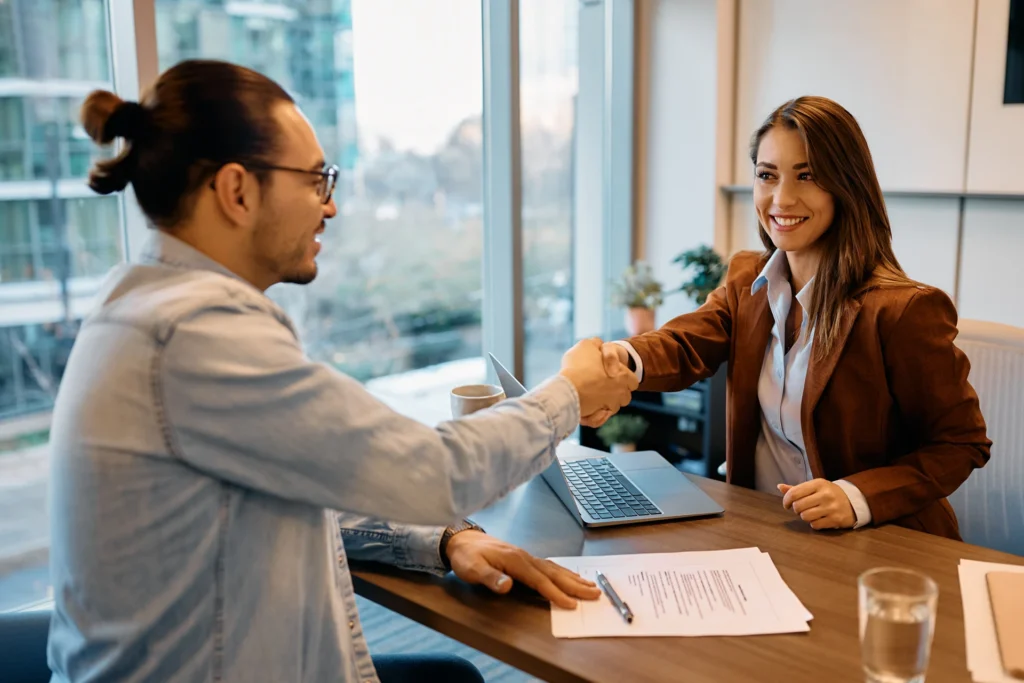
[562,458,662,520]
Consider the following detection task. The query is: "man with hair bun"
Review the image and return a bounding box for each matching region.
[47,59,636,683]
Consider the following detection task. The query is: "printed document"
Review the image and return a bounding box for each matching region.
[550,548,811,638]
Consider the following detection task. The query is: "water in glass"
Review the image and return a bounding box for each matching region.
[859,568,938,683]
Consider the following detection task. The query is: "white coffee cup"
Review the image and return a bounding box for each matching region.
[450,384,506,418]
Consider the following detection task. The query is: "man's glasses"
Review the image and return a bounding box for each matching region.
[208,162,339,204]
[246,163,339,204]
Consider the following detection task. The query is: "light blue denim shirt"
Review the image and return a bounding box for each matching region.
[46,231,580,683]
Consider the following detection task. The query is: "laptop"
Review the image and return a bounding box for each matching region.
[489,354,724,528]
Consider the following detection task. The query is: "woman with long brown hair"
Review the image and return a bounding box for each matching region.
[603,96,990,539]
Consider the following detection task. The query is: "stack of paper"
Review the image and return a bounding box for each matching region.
[959,559,1024,683]
[549,548,812,638]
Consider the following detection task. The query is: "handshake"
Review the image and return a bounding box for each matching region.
[558,339,639,428]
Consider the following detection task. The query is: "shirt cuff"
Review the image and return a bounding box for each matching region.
[611,340,644,383]
[529,374,581,441]
[394,524,448,575]
[834,479,872,529]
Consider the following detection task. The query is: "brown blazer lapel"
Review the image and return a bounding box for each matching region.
[727,287,774,488]
[801,299,863,478]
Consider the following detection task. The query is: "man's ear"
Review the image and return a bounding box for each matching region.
[211,162,261,228]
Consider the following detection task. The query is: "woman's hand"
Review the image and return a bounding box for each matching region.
[778,479,856,530]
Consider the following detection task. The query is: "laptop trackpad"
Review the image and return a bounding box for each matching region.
[611,451,670,471]
[628,469,695,498]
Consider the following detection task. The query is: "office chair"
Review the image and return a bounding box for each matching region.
[950,318,1024,556]
[0,608,51,683]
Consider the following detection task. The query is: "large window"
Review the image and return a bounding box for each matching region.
[0,0,124,611]
[520,0,578,387]
[0,0,630,613]
[155,0,486,420]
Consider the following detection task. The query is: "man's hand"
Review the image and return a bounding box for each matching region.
[779,479,856,530]
[444,530,601,609]
[602,341,630,369]
[581,343,635,428]
[560,338,638,423]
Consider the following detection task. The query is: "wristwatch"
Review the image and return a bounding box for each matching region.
[439,519,484,571]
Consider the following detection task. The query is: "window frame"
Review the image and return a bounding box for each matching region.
[107,0,159,261]
[109,0,635,381]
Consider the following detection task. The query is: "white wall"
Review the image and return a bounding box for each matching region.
[642,0,1024,328]
[960,200,1024,326]
[967,0,1024,194]
[724,0,972,298]
[959,0,1024,326]
[886,198,961,297]
[727,0,978,296]
[733,0,976,192]
[681,0,1024,327]
[641,0,720,323]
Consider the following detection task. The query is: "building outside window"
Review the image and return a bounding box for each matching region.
[0,0,123,611]
[0,0,582,611]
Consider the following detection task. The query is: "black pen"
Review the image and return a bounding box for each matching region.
[595,571,634,624]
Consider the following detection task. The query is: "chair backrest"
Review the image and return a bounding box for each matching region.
[0,609,51,683]
[949,319,1024,556]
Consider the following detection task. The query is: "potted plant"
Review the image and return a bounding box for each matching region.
[672,245,726,306]
[596,414,649,453]
[611,261,664,335]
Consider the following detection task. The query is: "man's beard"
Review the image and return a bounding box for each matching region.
[281,262,317,285]
[252,218,320,287]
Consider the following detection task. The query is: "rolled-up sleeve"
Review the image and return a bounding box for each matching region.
[336,512,447,576]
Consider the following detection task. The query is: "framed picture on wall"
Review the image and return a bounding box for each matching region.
[1007,0,1024,103]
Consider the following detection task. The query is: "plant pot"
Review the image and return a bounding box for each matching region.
[610,443,636,454]
[624,307,656,336]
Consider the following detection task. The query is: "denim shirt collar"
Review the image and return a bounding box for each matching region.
[140,229,250,286]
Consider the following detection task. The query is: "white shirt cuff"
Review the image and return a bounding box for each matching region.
[611,340,644,383]
[834,479,872,529]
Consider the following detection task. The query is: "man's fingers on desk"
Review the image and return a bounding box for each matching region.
[538,558,601,597]
[459,559,514,595]
[487,554,571,608]
[451,538,598,608]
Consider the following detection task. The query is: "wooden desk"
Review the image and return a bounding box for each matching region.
[352,475,1024,683]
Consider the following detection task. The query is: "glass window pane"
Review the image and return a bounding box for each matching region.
[520,0,578,387]
[154,0,485,423]
[0,98,26,180]
[0,0,125,611]
[0,2,17,77]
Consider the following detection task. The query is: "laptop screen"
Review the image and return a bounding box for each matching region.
[488,353,527,399]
